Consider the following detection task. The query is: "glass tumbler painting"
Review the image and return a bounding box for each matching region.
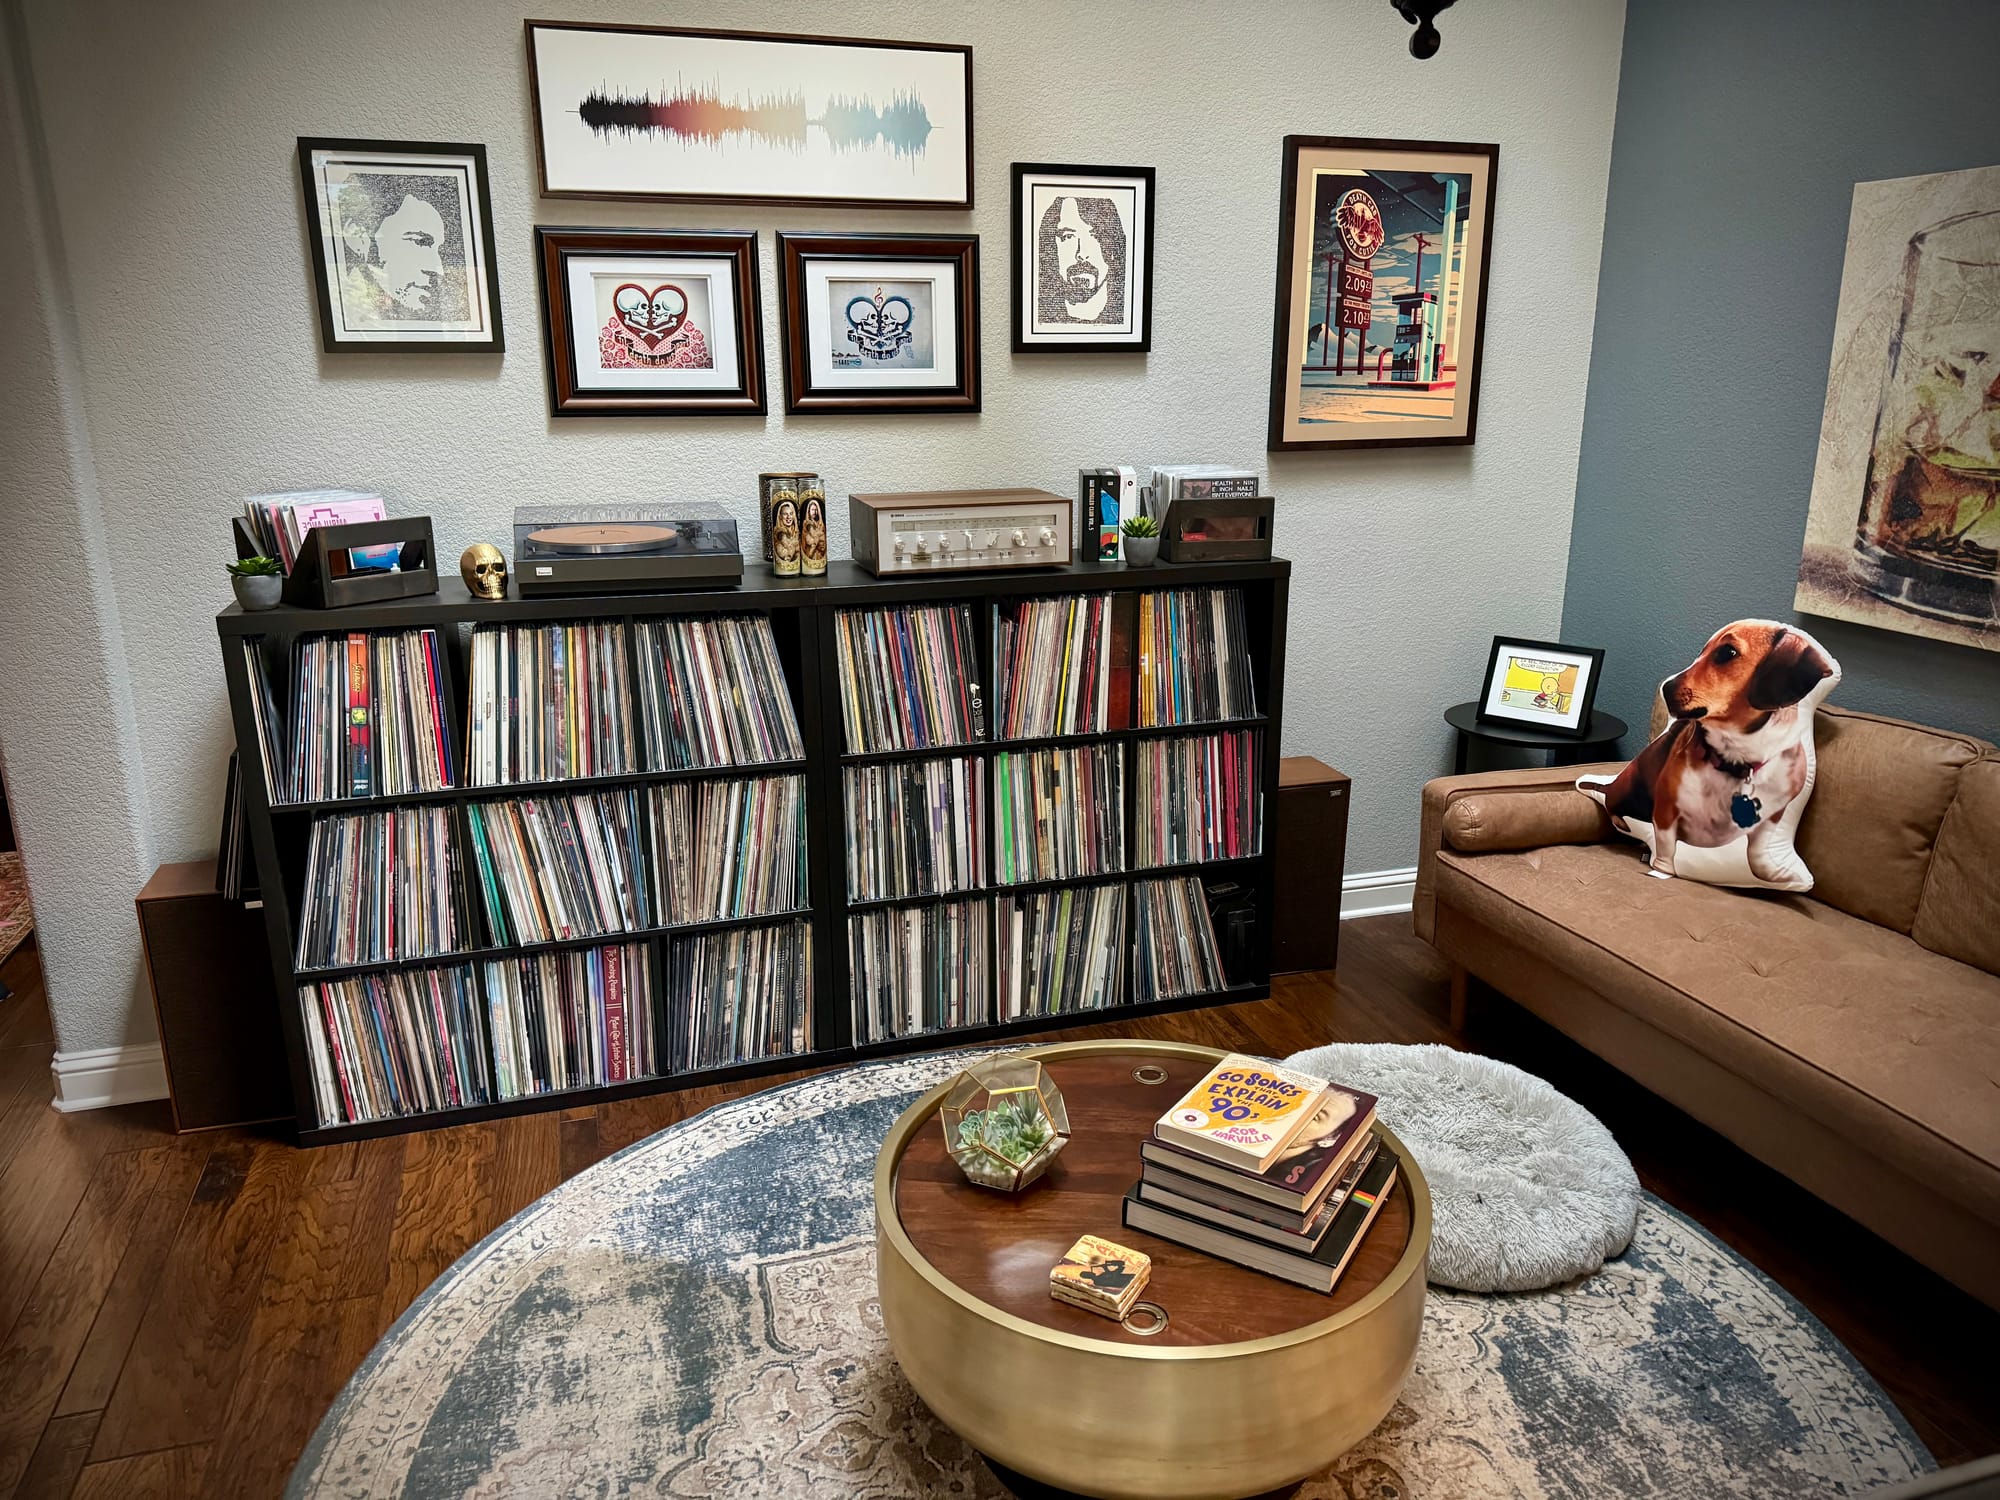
[1852,208,2000,626]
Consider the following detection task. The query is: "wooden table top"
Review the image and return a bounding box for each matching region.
[889,1045,1414,1349]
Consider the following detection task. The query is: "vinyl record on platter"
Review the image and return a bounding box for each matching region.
[527,523,678,555]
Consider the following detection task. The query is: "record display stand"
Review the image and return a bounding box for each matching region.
[217,556,1289,1144]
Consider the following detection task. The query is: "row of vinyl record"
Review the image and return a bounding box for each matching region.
[1136,587,1260,728]
[844,877,1226,1045]
[295,804,471,970]
[990,593,1122,740]
[249,630,457,804]
[834,603,985,754]
[1134,729,1264,868]
[466,615,804,786]
[843,756,986,903]
[299,925,813,1126]
[994,743,1125,885]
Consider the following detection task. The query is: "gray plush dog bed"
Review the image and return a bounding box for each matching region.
[1283,1042,1640,1293]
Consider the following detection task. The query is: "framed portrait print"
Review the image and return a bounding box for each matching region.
[777,233,980,414]
[534,228,766,417]
[1267,136,1497,450]
[1476,637,1604,738]
[297,138,503,353]
[1011,163,1154,352]
[526,21,973,209]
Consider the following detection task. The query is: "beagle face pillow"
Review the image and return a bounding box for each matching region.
[1577,621,1840,891]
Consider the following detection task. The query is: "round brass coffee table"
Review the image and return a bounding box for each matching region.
[874,1039,1431,1500]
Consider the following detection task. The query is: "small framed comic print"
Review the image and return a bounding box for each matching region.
[777,233,980,414]
[1476,637,1605,738]
[534,228,767,417]
[298,138,504,353]
[1011,163,1154,352]
[1267,135,1497,450]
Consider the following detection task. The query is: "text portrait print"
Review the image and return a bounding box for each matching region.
[1012,163,1155,352]
[299,139,503,353]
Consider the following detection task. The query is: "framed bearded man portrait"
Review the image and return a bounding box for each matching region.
[298,138,504,352]
[1011,163,1154,352]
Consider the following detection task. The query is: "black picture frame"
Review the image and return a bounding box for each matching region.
[297,137,504,354]
[1266,135,1498,451]
[525,21,974,210]
[777,232,981,415]
[534,227,767,418]
[1010,162,1156,353]
[1474,636,1606,739]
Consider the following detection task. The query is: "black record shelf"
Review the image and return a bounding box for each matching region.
[218,556,1291,1144]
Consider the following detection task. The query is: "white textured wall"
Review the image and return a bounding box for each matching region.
[6,0,1624,1054]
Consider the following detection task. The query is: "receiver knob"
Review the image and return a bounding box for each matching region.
[1038,526,1054,548]
[1011,528,1025,548]
[892,537,905,557]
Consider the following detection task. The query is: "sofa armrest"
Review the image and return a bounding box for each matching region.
[1413,763,1621,943]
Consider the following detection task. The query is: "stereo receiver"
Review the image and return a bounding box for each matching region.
[847,488,1074,576]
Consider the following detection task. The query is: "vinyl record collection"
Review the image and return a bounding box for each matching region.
[485,941,657,1099]
[997,883,1129,1018]
[647,776,809,924]
[848,900,992,1044]
[1134,876,1230,1000]
[991,593,1119,738]
[466,615,803,786]
[834,603,986,753]
[295,805,469,969]
[284,629,457,802]
[299,964,493,1126]
[1135,730,1263,868]
[214,751,259,905]
[843,757,986,902]
[1137,587,1259,727]
[240,642,285,803]
[667,920,813,1071]
[994,744,1125,884]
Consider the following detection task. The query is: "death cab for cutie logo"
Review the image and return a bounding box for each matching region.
[599,281,711,369]
[1334,188,1385,262]
[1173,1063,1314,1141]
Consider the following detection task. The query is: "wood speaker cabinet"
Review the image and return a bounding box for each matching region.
[1273,757,1351,974]
[136,861,290,1131]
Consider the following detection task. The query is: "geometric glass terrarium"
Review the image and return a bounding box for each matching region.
[939,1056,1071,1192]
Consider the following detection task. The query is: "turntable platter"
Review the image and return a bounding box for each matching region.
[528,523,679,556]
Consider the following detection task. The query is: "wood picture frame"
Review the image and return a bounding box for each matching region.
[297,137,504,354]
[534,227,767,418]
[1475,636,1605,738]
[777,233,981,415]
[525,20,974,209]
[1267,135,1498,451]
[1010,162,1155,353]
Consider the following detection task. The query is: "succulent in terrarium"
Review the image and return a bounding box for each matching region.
[956,1095,1054,1160]
[939,1056,1072,1192]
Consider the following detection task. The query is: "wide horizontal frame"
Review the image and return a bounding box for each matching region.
[1010,161,1158,354]
[535,226,769,418]
[1473,634,1606,738]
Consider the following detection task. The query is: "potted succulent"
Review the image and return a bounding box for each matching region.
[227,555,284,611]
[1121,514,1162,568]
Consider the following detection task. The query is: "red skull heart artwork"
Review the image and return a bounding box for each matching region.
[612,283,690,353]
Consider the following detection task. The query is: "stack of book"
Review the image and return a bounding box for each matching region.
[1122,1054,1396,1294]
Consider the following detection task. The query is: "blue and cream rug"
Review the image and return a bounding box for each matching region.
[291,1050,1932,1499]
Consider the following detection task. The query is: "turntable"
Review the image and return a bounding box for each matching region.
[512,503,743,597]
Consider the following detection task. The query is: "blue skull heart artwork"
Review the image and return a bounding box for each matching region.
[830,278,933,369]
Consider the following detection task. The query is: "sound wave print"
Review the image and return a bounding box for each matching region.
[577,83,936,158]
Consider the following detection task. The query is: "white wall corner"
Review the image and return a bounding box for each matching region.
[50,1042,168,1112]
[1340,866,1418,920]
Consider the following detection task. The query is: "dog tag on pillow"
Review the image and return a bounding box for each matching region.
[1730,792,1761,828]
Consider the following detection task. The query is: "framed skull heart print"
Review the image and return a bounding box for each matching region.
[777,233,981,414]
[535,228,767,416]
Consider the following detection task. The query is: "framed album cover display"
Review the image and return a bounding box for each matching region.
[525,21,973,209]
[1267,135,1497,450]
[1011,162,1155,352]
[298,138,504,353]
[534,228,766,417]
[777,233,980,414]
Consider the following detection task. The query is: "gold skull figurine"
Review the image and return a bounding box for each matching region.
[460,542,508,601]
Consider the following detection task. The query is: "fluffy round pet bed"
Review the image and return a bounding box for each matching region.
[1283,1042,1641,1293]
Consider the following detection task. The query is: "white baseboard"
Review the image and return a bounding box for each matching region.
[51,1042,169,1112]
[1341,866,1417,920]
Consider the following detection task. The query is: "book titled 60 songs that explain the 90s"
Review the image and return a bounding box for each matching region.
[1153,1054,1338,1173]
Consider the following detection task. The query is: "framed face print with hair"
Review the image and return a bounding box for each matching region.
[1011,163,1154,353]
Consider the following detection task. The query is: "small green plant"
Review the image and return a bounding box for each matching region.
[956,1095,1054,1163]
[1120,514,1160,539]
[227,555,283,578]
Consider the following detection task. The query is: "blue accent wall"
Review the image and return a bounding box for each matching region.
[1561,0,2000,746]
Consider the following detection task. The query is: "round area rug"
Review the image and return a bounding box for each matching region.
[291,1050,1932,1500]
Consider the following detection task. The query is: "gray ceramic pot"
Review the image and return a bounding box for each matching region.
[232,573,283,611]
[1122,536,1162,568]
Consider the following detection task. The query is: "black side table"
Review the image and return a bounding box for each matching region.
[1444,701,1628,775]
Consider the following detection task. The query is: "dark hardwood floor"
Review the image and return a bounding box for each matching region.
[0,919,1995,1498]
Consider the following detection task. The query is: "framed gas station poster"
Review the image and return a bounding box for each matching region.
[1267,136,1498,451]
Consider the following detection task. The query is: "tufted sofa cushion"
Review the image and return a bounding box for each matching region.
[1433,841,2000,1229]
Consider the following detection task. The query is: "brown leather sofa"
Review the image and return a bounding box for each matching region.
[1415,704,2000,1309]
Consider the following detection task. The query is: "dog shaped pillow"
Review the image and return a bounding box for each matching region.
[1576,621,1840,891]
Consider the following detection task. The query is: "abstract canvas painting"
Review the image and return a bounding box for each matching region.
[1796,163,2000,653]
[526,22,972,208]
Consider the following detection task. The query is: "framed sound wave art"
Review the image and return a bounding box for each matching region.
[525,21,974,209]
